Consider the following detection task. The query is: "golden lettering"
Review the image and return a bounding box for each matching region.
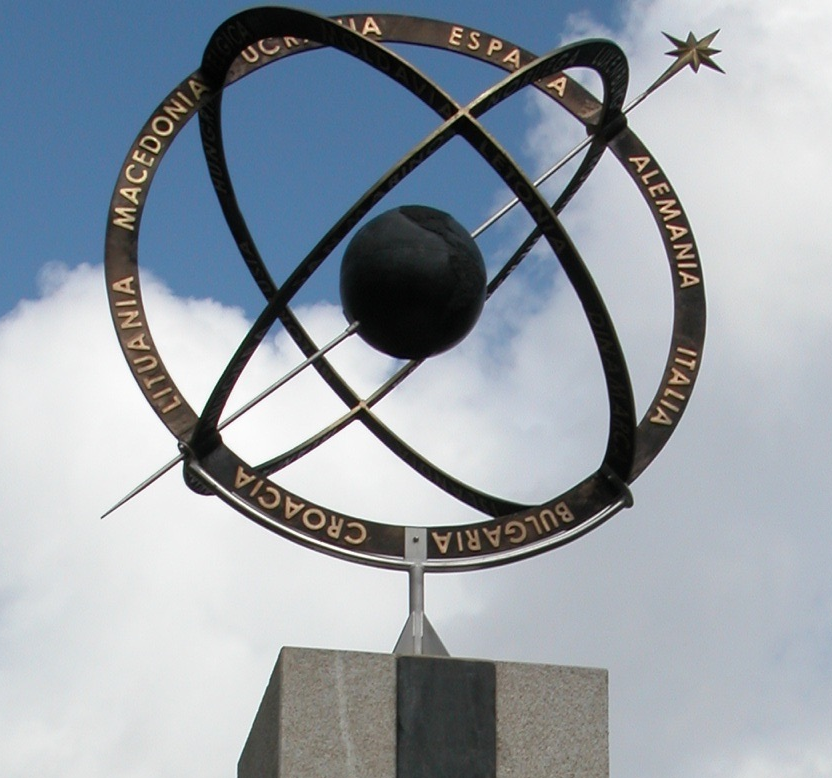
[629,155,650,174]
[362,16,382,36]
[138,135,161,155]
[241,45,260,63]
[142,374,165,389]
[344,522,367,545]
[432,531,452,554]
[257,486,281,510]
[502,48,521,69]
[112,206,137,231]
[651,348,698,425]
[675,348,698,371]
[111,276,136,295]
[656,199,681,222]
[235,466,256,490]
[259,38,281,55]
[327,516,344,539]
[666,223,689,242]
[483,526,501,548]
[117,309,142,329]
[119,187,141,206]
[125,165,148,185]
[162,92,193,121]
[242,39,281,63]
[679,271,700,288]
[505,520,527,544]
[161,396,182,414]
[651,404,673,426]
[133,355,158,374]
[648,181,671,198]
[151,115,174,137]
[336,16,381,36]
[669,367,691,386]
[448,26,463,46]
[465,530,481,551]
[132,149,155,167]
[486,38,503,57]
[538,509,554,531]
[546,76,567,97]
[674,243,696,262]
[303,508,327,531]
[126,333,150,351]
[554,502,575,523]
[188,79,208,102]
[284,495,304,520]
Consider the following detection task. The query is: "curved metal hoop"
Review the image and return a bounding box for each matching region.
[105,9,705,571]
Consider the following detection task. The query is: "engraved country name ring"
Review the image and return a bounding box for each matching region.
[105,8,705,572]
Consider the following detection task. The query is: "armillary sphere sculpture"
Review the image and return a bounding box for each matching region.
[105,9,720,653]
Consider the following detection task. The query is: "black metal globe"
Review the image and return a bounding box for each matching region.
[340,205,487,360]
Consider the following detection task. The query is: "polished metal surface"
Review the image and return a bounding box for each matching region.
[105,10,717,574]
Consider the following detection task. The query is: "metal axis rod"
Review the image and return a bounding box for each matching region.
[101,321,360,518]
[103,31,722,521]
[472,30,723,239]
[409,563,426,655]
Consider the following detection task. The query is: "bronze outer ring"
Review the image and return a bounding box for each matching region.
[105,9,705,571]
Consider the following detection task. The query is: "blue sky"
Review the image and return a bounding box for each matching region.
[2,0,621,316]
[3,2,832,778]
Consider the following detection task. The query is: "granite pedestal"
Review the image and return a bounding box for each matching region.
[239,647,608,778]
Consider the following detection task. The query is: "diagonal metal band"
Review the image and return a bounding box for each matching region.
[191,8,635,502]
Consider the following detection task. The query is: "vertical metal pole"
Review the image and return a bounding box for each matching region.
[406,527,427,656]
[394,528,448,656]
[408,561,425,655]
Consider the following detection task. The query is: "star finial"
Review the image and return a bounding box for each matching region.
[627,29,724,103]
[663,30,725,75]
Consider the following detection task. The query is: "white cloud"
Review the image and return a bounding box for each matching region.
[462,1,832,776]
[0,262,490,776]
[320,1,831,776]
[3,0,832,776]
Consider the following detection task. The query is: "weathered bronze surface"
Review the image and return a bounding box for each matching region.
[105,9,706,570]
